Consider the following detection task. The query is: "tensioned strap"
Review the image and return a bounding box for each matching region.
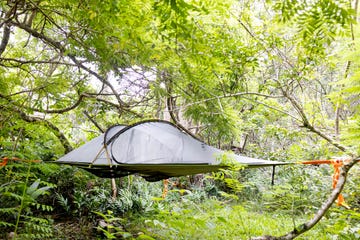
[300,159,355,209]
[0,157,41,166]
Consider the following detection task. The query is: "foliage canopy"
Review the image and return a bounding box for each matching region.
[0,0,359,239]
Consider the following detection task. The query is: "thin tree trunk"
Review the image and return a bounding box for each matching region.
[111,178,117,200]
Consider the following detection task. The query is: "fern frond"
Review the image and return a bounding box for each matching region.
[0,221,15,227]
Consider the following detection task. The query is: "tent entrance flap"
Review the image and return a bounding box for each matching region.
[56,120,290,181]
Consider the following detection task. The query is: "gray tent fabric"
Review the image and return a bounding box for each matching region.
[56,120,289,181]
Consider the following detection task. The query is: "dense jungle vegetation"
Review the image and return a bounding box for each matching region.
[1,0,360,239]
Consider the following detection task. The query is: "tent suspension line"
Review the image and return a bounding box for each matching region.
[271,165,276,186]
[104,144,113,168]
[90,145,106,166]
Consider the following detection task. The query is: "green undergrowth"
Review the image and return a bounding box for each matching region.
[129,202,291,239]
[124,199,339,240]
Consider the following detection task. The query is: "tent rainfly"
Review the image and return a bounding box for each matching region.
[56,120,289,181]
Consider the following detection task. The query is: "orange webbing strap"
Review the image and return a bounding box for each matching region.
[300,159,351,209]
[162,179,169,199]
[331,160,350,209]
[0,157,41,166]
[300,160,333,165]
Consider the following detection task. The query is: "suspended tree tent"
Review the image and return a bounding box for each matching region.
[56,120,289,181]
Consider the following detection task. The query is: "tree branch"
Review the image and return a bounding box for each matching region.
[174,91,283,111]
[4,105,73,153]
[0,91,85,114]
[8,20,130,114]
[0,23,11,56]
[67,54,129,111]
[243,97,302,122]
[281,86,349,153]
[9,20,63,50]
[163,72,201,141]
[83,110,104,133]
[240,6,358,237]
[251,157,359,240]
[1,91,142,118]
[252,83,356,240]
[0,57,78,66]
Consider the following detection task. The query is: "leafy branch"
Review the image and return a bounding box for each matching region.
[1,104,73,153]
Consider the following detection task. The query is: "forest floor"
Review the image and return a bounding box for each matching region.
[51,201,335,240]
